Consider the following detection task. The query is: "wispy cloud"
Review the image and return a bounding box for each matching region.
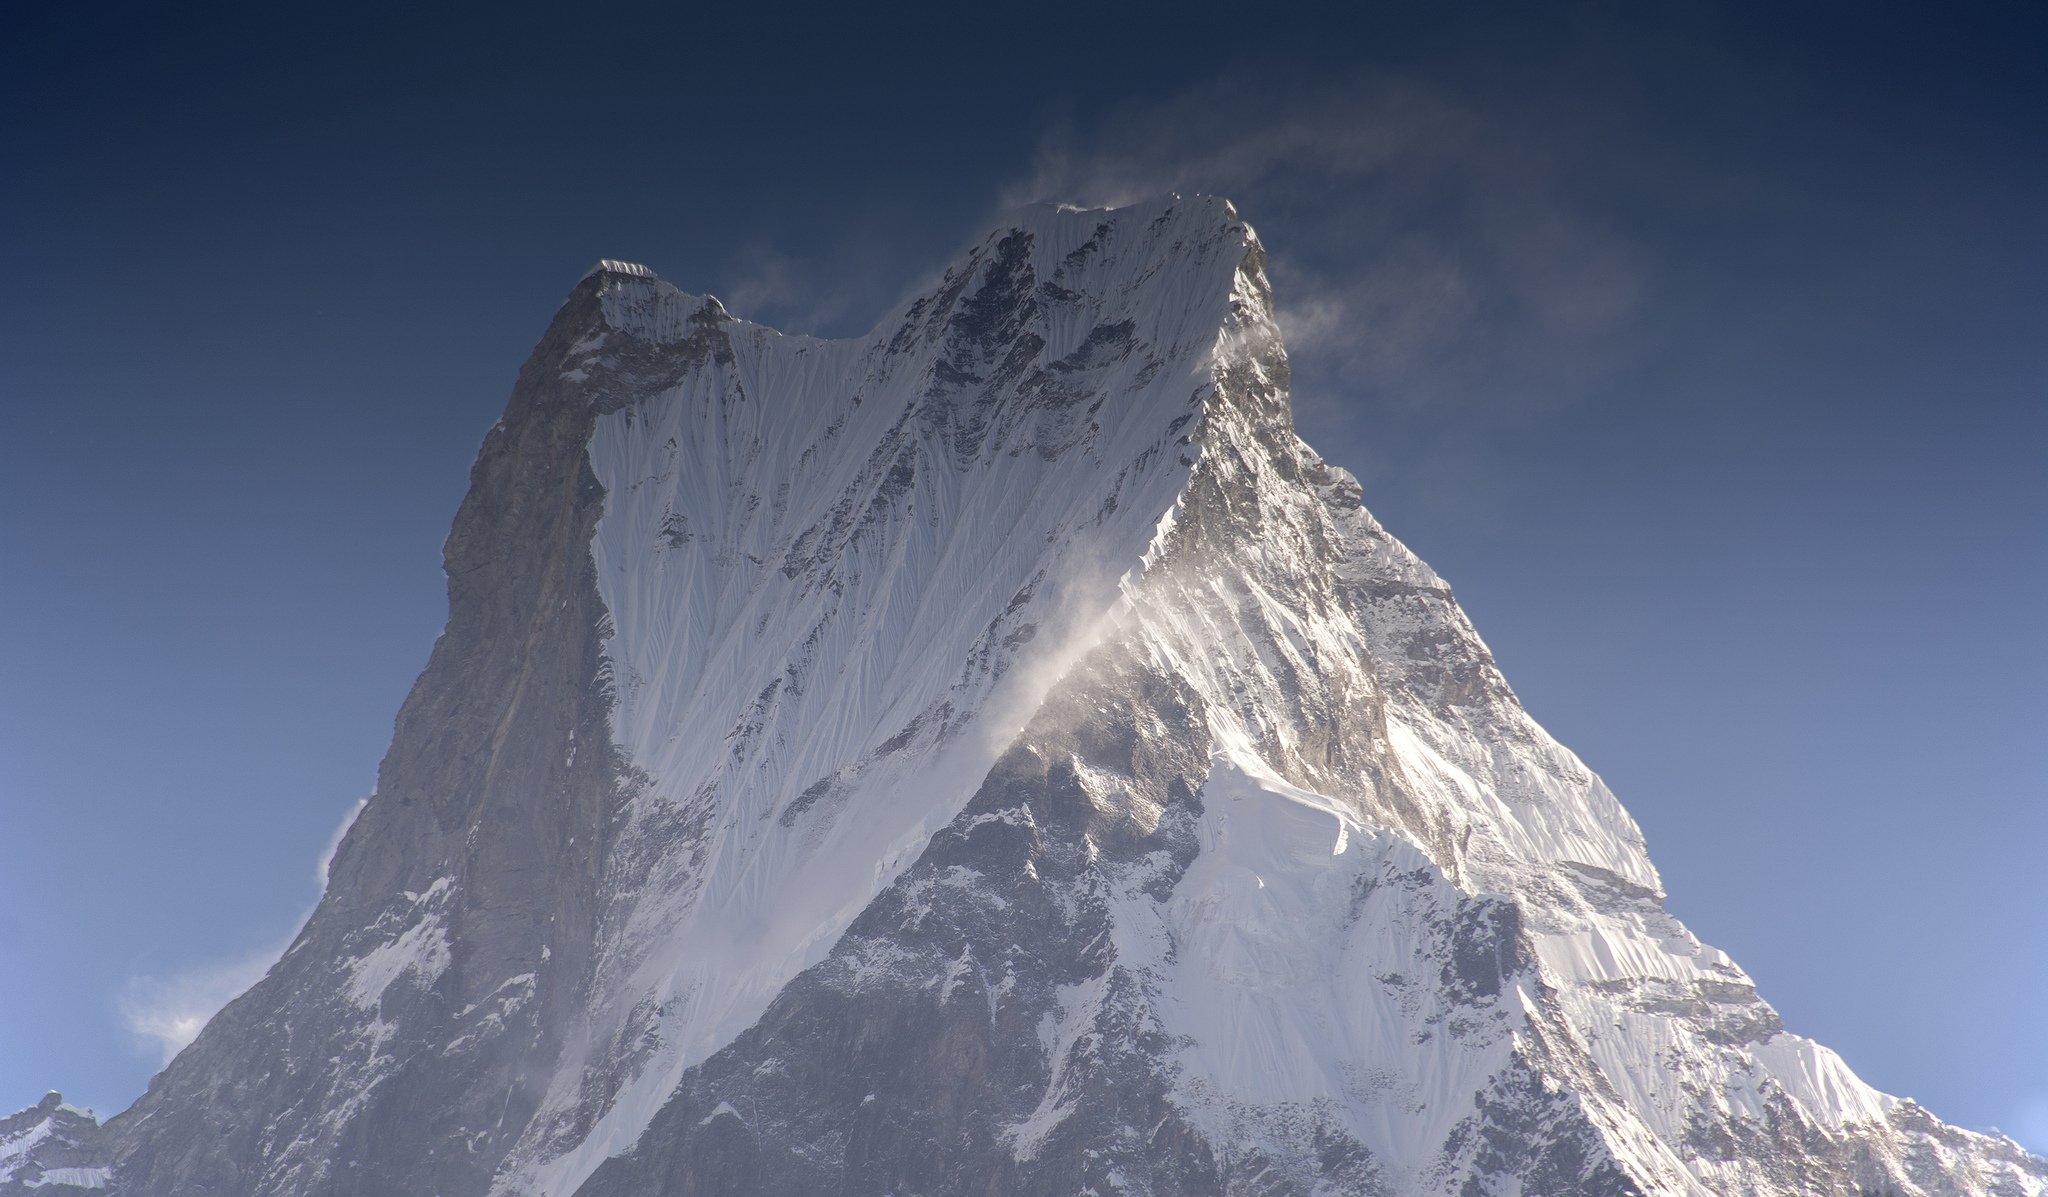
[2004,1094,2048,1155]
[995,71,1678,486]
[318,797,366,889]
[118,798,364,1065]
[707,199,985,342]
[654,64,1699,519]
[714,242,884,338]
[119,949,281,1065]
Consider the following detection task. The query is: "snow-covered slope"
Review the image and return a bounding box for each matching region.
[506,203,1252,1195]
[0,1094,108,1194]
[24,196,2042,1196]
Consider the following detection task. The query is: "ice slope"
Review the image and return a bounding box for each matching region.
[1118,760,1526,1180]
[1039,207,2034,1190]
[1331,503,1936,1190]
[511,196,2043,1195]
[501,200,1262,1195]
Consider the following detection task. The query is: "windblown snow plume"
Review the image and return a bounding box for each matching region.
[9,197,2040,1197]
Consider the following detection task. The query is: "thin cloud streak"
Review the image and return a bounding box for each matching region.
[716,243,883,338]
[119,797,364,1065]
[119,950,279,1066]
[2007,1095,2048,1156]
[997,72,1667,464]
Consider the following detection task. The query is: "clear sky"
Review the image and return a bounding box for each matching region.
[3,0,2044,1151]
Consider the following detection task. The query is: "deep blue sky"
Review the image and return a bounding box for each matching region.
[3,0,2043,1150]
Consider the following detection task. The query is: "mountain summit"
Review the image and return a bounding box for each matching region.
[10,197,2040,1196]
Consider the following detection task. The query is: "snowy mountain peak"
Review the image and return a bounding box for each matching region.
[583,258,657,281]
[0,1093,106,1194]
[45,198,2044,1197]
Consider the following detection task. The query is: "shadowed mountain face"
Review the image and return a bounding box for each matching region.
[8,198,2041,1197]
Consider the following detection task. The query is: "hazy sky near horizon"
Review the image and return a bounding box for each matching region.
[3,0,2044,1151]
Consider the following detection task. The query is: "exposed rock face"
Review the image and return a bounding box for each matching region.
[13,198,2042,1196]
[91,266,633,1197]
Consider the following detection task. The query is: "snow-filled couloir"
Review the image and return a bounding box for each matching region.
[30,196,2043,1197]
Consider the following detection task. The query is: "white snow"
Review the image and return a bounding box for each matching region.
[1,1113,111,1190]
[478,195,2033,1196]
[1148,760,1523,1183]
[25,1166,112,1189]
[584,259,654,280]
[1330,507,1918,1178]
[344,878,453,1009]
[0,1116,53,1177]
[501,197,1261,1196]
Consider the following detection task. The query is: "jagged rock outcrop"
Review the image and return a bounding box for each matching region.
[13,197,2042,1196]
[0,1093,110,1193]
